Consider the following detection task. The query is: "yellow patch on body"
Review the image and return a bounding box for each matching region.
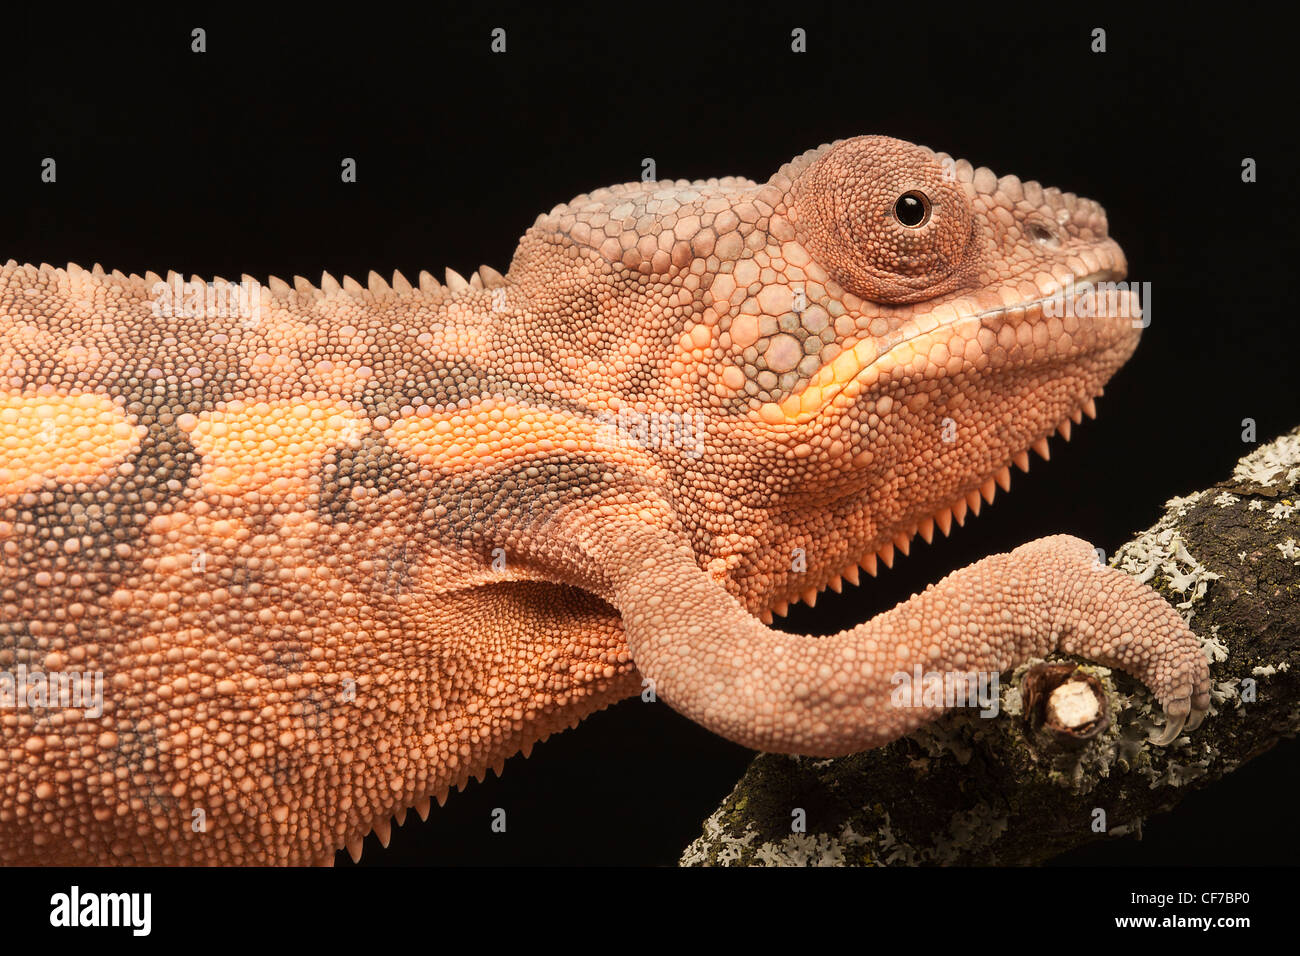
[385,398,610,469]
[182,398,368,495]
[0,392,140,495]
[384,397,664,479]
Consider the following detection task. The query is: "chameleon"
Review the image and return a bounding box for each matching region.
[0,134,1211,865]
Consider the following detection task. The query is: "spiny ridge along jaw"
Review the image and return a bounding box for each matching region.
[758,391,1102,623]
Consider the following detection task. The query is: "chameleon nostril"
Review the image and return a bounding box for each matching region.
[1027,222,1060,247]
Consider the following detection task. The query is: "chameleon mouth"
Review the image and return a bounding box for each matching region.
[756,267,1132,428]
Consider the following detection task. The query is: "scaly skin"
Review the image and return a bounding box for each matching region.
[0,135,1210,864]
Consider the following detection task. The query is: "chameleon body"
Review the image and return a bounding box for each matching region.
[0,136,1210,864]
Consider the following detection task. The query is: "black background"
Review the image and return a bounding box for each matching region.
[4,4,1296,867]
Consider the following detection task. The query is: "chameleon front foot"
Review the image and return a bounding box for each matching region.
[607,528,1214,756]
[1036,535,1213,747]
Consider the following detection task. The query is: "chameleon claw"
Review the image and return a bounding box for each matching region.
[1148,709,1188,746]
[1149,688,1209,745]
[1150,671,1211,744]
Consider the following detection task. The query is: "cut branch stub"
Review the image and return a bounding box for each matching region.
[1022,663,1109,745]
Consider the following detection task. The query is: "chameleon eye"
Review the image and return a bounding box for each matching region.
[893,191,930,228]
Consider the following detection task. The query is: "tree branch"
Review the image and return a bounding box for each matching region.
[681,426,1300,866]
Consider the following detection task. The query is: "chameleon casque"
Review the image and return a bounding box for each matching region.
[0,135,1211,865]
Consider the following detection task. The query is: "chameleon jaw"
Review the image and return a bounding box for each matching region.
[757,389,1102,624]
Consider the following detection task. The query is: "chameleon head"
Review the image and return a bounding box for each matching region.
[733,133,1138,449]
[691,135,1142,602]
[716,138,1135,480]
